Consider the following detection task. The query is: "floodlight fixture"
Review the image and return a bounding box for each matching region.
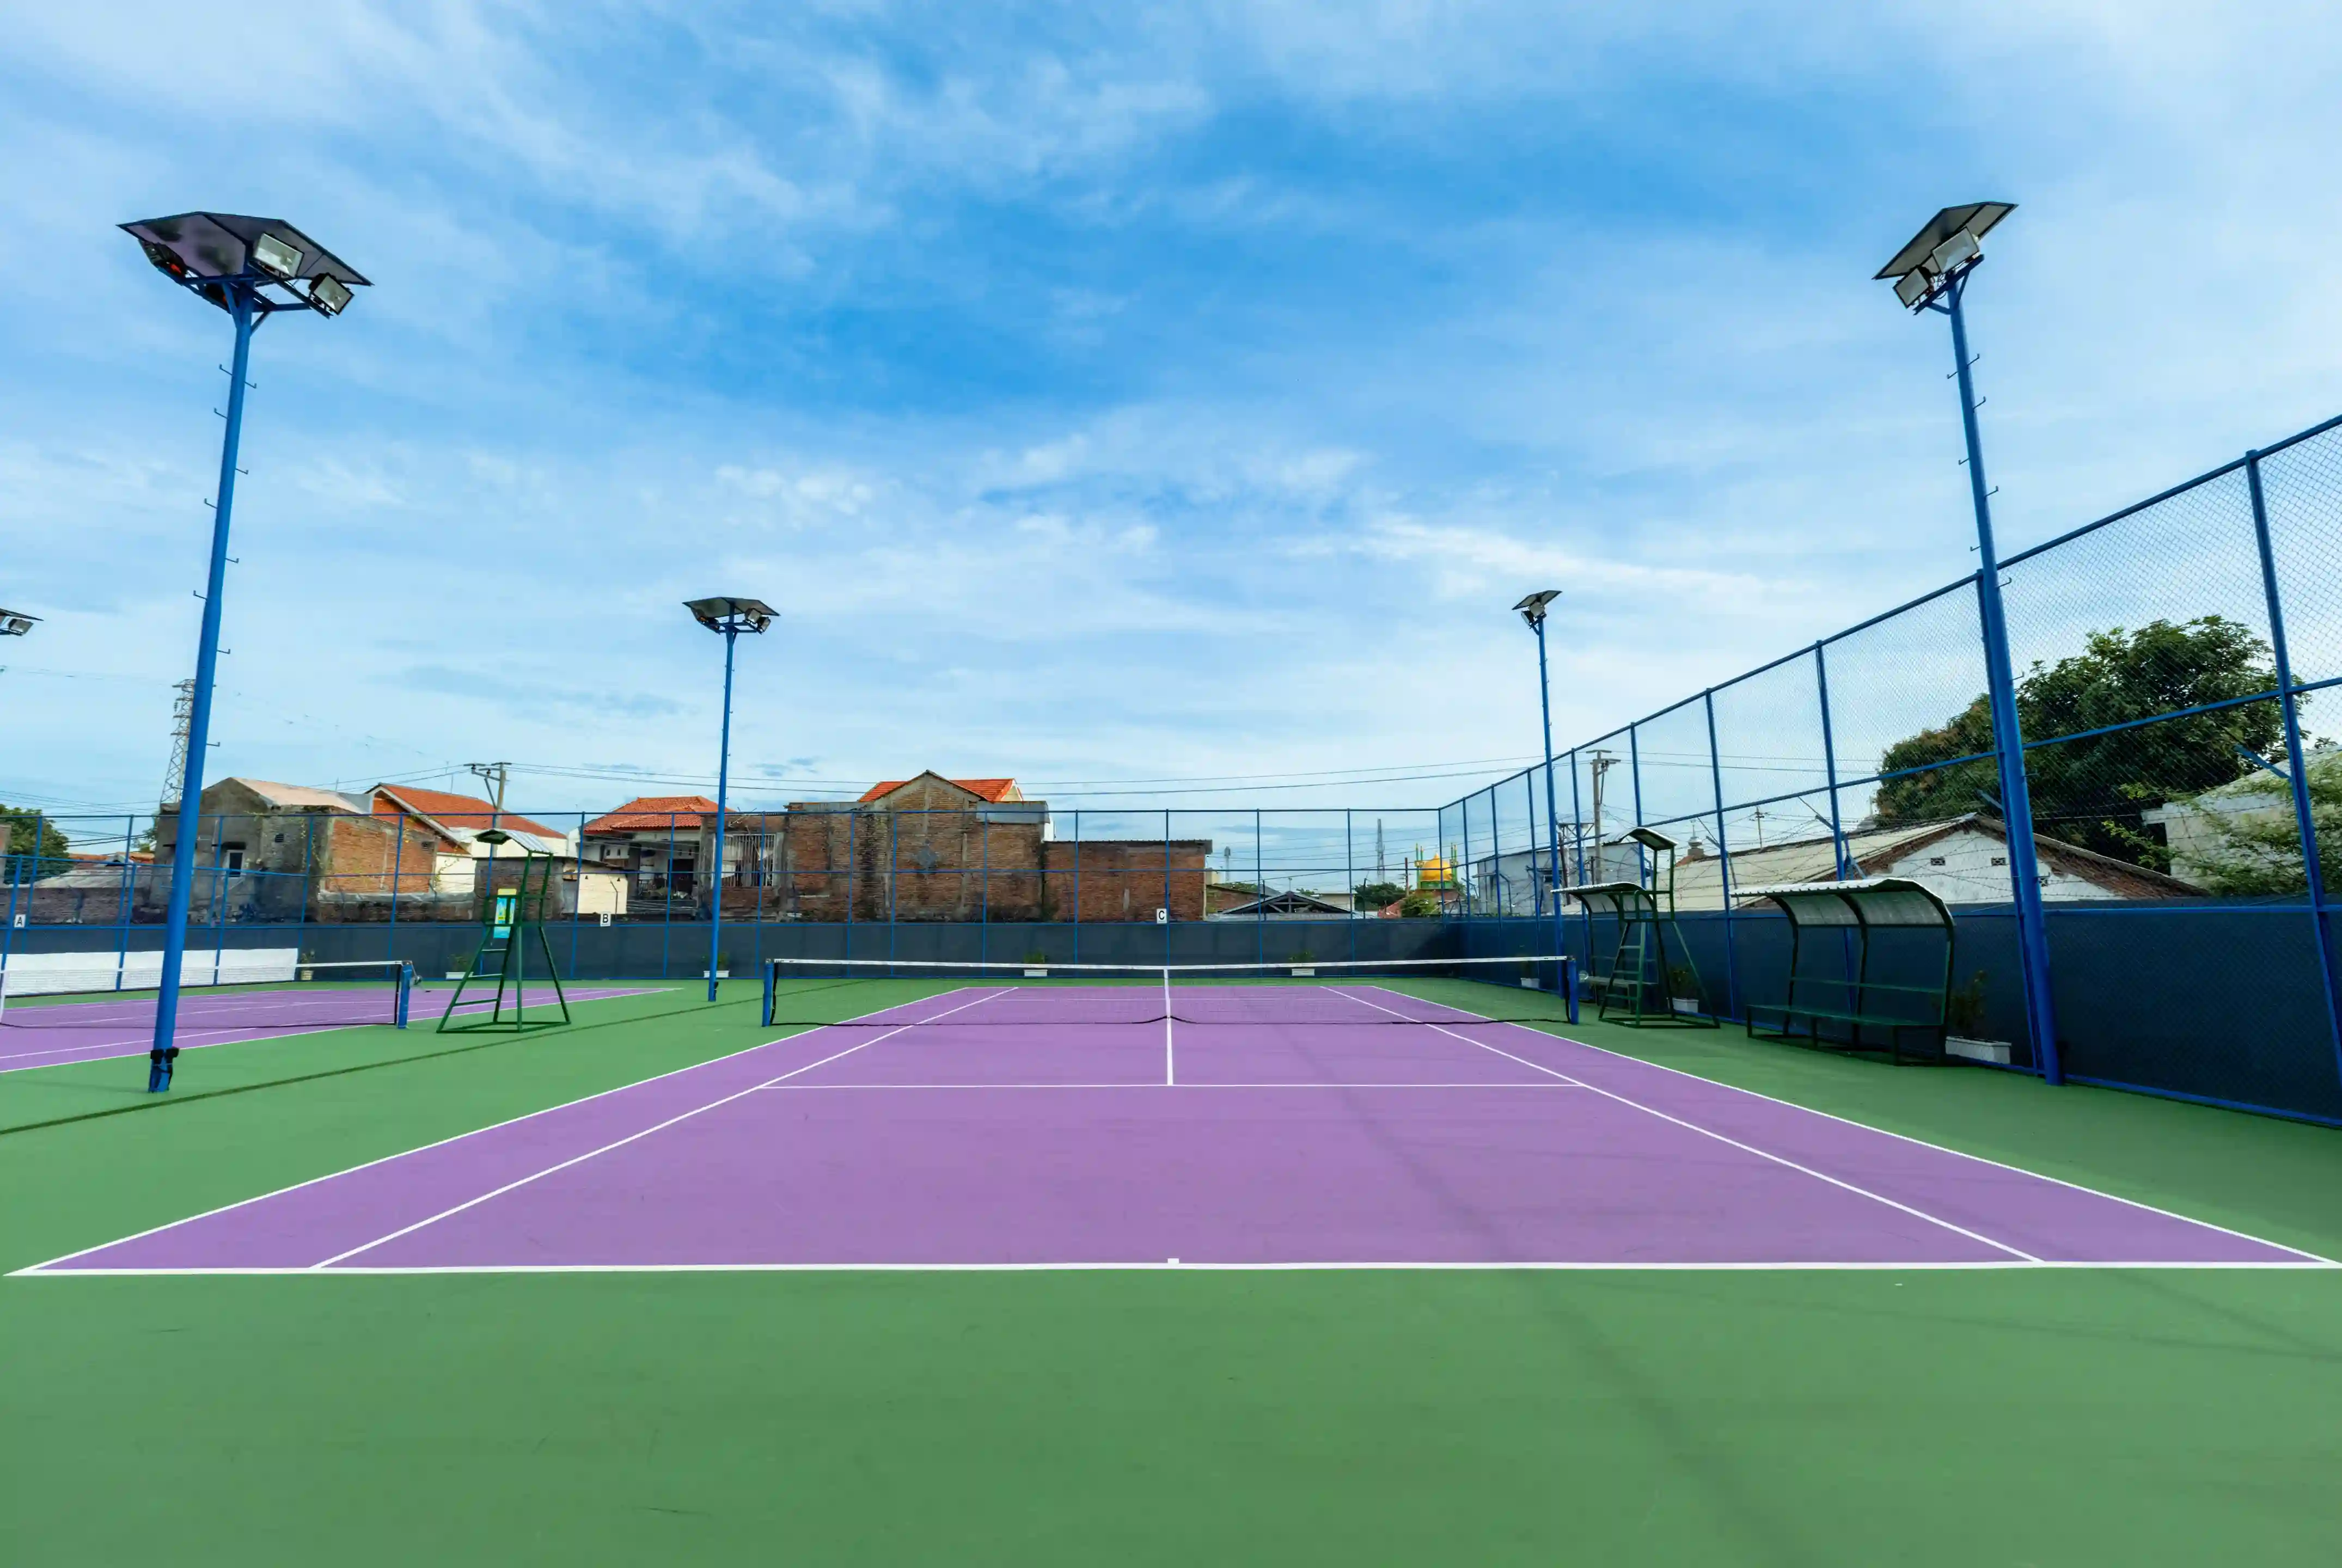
[1513,589,1561,629]
[685,596,774,1002]
[0,609,36,637]
[120,212,369,320]
[126,210,368,1094]
[476,828,513,847]
[686,596,776,634]
[249,230,303,280]
[1624,825,1678,853]
[1874,201,2014,313]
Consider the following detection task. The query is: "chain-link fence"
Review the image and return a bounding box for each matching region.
[1445,412,2342,1124]
[0,797,1456,986]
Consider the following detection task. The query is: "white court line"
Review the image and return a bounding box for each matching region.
[1360,984,2337,1267]
[26,1258,2335,1278]
[14,988,999,1276]
[764,1080,1588,1091]
[1331,988,2040,1263]
[305,989,1016,1270]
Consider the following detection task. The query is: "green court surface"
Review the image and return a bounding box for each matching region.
[5,981,2341,1564]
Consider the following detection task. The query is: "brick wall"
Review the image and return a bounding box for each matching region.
[772,798,1210,922]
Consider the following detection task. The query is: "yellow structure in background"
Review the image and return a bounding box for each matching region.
[1412,847,1457,890]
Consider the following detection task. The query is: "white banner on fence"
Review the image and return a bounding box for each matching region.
[0,947,300,998]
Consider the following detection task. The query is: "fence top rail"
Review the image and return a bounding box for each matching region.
[1445,403,2342,823]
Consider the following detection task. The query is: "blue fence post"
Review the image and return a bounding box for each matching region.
[208,812,227,983]
[1072,810,1081,966]
[1,832,17,982]
[1165,808,1175,966]
[662,813,675,979]
[1346,810,1357,963]
[1253,810,1264,964]
[1702,690,1739,1020]
[373,812,388,967]
[844,808,855,961]
[2245,449,2342,1087]
[1628,725,1648,885]
[114,814,136,988]
[1813,642,1852,879]
[572,812,585,979]
[1944,278,2062,1082]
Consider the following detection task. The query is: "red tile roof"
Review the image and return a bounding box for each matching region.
[858,776,1020,804]
[372,785,565,841]
[582,795,722,834]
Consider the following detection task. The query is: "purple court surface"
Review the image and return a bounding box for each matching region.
[21,984,2330,1275]
[0,984,658,1074]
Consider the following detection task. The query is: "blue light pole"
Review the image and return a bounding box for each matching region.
[1878,202,2061,1083]
[124,214,366,1092]
[686,598,774,1003]
[1514,590,1577,1024]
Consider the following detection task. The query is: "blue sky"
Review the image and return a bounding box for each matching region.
[4,2,2339,825]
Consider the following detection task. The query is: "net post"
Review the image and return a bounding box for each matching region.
[761,958,776,1029]
[395,961,412,1028]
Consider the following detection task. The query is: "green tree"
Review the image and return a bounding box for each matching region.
[1353,880,1408,911]
[2,804,71,868]
[1872,617,2282,867]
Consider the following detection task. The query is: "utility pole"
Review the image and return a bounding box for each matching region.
[1587,749,1617,879]
[1375,819,1386,883]
[465,761,512,902]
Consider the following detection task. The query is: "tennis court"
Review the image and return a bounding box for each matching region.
[23,964,2319,1275]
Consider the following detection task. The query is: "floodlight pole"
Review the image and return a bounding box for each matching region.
[706,623,742,1003]
[149,288,256,1092]
[1930,271,2062,1083]
[1519,597,1576,1022]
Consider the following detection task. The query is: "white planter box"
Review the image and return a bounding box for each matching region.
[1670,997,1701,1015]
[1023,967,1049,978]
[1946,1035,2013,1065]
[1290,966,1317,977]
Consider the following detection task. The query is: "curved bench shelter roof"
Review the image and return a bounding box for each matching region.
[1732,876,1950,932]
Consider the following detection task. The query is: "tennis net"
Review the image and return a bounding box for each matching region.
[761,953,1576,1028]
[0,959,414,1031]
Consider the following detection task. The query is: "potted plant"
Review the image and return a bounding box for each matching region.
[1943,969,2010,1063]
[1023,947,1049,978]
[1666,964,1702,1015]
[1288,945,1316,976]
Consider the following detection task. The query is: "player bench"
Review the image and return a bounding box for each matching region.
[1734,877,1954,1065]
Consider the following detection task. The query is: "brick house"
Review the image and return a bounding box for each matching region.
[369,785,623,917]
[770,772,1212,922]
[148,777,457,923]
[580,795,722,907]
